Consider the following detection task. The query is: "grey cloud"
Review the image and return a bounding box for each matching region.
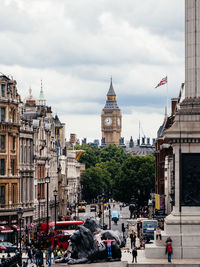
[0,0,35,33]
[0,0,184,70]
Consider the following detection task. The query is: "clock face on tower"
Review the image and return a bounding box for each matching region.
[117,117,121,126]
[104,117,112,126]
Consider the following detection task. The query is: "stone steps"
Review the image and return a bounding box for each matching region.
[145,243,200,259]
[154,231,200,247]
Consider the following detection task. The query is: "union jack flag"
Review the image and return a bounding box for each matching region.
[155,76,168,88]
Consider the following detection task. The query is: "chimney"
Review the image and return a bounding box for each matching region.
[70,133,76,144]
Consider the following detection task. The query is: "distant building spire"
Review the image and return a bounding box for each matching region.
[107,76,116,96]
[37,80,46,106]
[104,77,118,109]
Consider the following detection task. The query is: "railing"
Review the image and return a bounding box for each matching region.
[0,202,34,211]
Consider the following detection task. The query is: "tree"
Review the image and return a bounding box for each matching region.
[100,144,130,164]
[81,166,111,202]
[113,155,155,204]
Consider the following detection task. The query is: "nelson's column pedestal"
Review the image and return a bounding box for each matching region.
[146,0,200,259]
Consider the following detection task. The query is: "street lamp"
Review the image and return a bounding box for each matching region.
[38,193,41,229]
[17,208,23,267]
[102,192,105,229]
[108,191,111,230]
[45,164,50,235]
[53,188,58,231]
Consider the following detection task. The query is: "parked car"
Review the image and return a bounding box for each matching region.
[0,244,7,253]
[0,242,18,253]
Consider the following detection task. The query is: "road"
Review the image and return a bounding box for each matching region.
[77,203,130,235]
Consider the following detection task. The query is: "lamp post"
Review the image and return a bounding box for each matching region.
[38,193,41,229]
[102,192,105,228]
[53,188,58,231]
[45,164,50,235]
[17,208,23,267]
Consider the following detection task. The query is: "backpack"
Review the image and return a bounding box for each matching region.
[167,244,172,253]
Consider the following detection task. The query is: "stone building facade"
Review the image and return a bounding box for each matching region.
[0,74,85,241]
[0,75,20,241]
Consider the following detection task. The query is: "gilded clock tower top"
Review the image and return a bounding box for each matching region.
[101,78,122,146]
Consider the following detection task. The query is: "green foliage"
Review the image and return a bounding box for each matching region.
[81,166,111,202]
[76,144,155,204]
[113,155,155,204]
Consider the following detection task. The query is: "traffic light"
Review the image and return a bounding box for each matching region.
[122,223,125,232]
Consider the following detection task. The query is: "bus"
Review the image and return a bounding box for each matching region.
[137,219,158,241]
[39,221,84,250]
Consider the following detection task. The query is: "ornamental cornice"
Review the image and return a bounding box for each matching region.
[169,138,200,144]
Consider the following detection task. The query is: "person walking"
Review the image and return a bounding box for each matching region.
[166,237,173,263]
[46,246,52,266]
[132,247,137,263]
[38,248,44,267]
[1,255,5,263]
[26,246,33,264]
[130,230,136,248]
[103,238,115,258]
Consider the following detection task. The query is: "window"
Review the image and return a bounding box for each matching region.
[38,166,45,179]
[0,159,5,175]
[11,183,17,204]
[38,183,45,199]
[1,84,5,97]
[0,186,5,205]
[11,159,15,175]
[12,136,15,150]
[0,108,5,122]
[0,135,5,150]
[12,110,15,123]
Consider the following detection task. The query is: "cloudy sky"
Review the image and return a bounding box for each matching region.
[1,0,185,143]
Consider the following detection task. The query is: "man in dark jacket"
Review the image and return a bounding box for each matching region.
[130,230,136,248]
[132,247,137,263]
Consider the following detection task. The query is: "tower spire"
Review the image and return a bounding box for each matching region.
[107,76,116,96]
[37,79,46,106]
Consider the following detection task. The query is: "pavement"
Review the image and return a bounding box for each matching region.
[2,205,200,266]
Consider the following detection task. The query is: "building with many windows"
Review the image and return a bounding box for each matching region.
[0,75,21,242]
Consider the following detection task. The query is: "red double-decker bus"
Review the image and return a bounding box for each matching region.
[39,221,84,250]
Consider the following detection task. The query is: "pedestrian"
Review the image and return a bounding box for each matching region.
[166,237,173,263]
[130,230,136,248]
[31,244,36,263]
[156,226,162,240]
[38,248,44,267]
[46,246,52,266]
[103,238,115,258]
[1,255,5,263]
[129,203,135,219]
[26,246,33,264]
[22,261,27,267]
[7,252,11,258]
[132,247,137,263]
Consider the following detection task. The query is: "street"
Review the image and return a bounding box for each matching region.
[77,203,130,235]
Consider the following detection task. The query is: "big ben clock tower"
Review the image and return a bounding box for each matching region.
[101,78,122,146]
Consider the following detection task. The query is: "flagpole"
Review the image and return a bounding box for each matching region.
[166,75,168,116]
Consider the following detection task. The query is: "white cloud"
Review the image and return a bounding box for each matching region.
[0,0,185,142]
